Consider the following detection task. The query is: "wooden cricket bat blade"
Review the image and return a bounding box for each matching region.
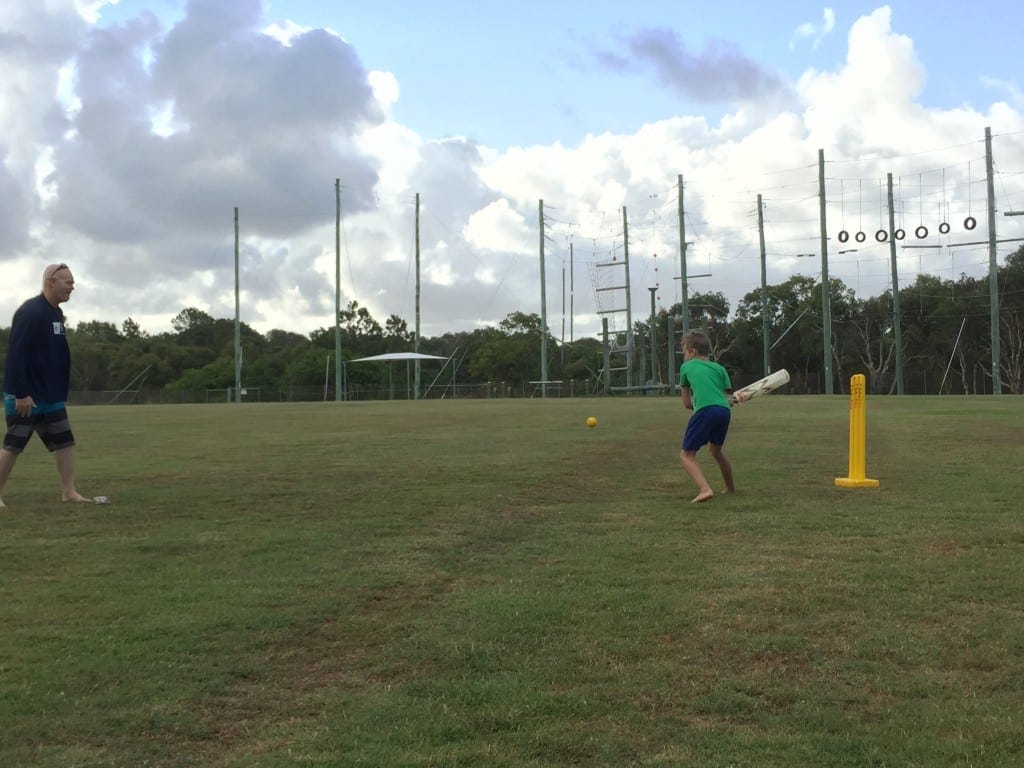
[730,369,790,403]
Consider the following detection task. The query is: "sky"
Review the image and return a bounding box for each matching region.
[2,0,1023,344]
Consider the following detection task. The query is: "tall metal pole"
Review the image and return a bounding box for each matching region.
[887,173,905,395]
[539,200,548,397]
[334,179,343,402]
[666,315,676,391]
[622,206,633,388]
[818,150,834,394]
[233,207,241,404]
[414,192,421,399]
[985,126,1002,395]
[601,318,611,394]
[560,265,566,366]
[757,194,770,376]
[678,174,689,334]
[648,286,658,383]
[569,241,575,343]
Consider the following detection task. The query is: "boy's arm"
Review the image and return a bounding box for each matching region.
[681,386,694,411]
[722,367,736,405]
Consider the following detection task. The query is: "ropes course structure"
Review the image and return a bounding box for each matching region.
[526,132,1016,389]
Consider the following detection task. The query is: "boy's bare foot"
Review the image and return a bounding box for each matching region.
[62,492,91,503]
[691,489,714,503]
[0,497,5,508]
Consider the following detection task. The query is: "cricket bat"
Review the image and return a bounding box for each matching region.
[729,369,790,404]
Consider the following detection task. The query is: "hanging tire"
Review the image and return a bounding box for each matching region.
[964,216,977,230]
[875,229,888,242]
[939,222,950,234]
[915,225,928,239]
[838,230,849,243]
[855,231,866,242]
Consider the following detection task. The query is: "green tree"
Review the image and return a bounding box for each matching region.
[733,276,821,393]
[384,314,412,348]
[167,357,235,391]
[686,291,733,362]
[171,307,216,342]
[67,322,121,390]
[74,320,121,342]
[825,278,858,393]
[848,292,897,393]
[465,313,546,386]
[121,317,145,340]
[556,337,604,390]
[998,246,1024,393]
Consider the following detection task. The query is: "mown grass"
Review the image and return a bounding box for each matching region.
[1,395,1022,767]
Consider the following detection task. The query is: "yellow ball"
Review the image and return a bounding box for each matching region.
[586,416,598,428]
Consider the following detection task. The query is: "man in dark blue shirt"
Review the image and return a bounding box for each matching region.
[1,263,91,507]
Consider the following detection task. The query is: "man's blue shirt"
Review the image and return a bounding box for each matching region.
[3,294,71,404]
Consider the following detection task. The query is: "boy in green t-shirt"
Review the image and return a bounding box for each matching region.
[678,331,735,503]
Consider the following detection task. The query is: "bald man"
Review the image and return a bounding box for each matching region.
[1,264,91,507]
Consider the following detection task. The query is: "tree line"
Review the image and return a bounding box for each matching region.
[1,247,1021,400]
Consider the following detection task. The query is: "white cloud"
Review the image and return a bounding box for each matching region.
[56,62,82,122]
[463,199,532,254]
[1,1,1022,342]
[474,266,498,285]
[32,145,58,203]
[262,19,311,46]
[368,70,400,110]
[74,0,118,25]
[147,99,187,136]
[980,75,1024,111]
[798,8,926,152]
[791,8,836,51]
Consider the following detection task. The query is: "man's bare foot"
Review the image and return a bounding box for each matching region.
[691,489,714,503]
[62,492,91,503]
[0,497,6,508]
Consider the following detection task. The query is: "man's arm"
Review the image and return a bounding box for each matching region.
[4,308,33,399]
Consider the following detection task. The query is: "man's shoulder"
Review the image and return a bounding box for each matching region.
[12,294,55,324]
[16,294,48,312]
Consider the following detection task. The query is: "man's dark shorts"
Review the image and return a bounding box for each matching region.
[681,404,731,452]
[3,407,76,453]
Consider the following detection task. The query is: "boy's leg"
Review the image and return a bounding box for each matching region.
[708,444,735,493]
[54,446,89,503]
[0,447,19,507]
[680,449,714,503]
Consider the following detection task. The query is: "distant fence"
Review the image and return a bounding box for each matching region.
[76,369,990,405]
[69,379,605,405]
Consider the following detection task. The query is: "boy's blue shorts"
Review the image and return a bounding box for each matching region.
[681,405,731,452]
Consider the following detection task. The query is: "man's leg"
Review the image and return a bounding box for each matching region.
[0,447,19,508]
[54,446,88,502]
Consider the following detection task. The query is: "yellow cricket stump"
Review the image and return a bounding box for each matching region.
[835,373,880,488]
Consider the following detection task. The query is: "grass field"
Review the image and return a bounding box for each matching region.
[1,395,1022,767]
